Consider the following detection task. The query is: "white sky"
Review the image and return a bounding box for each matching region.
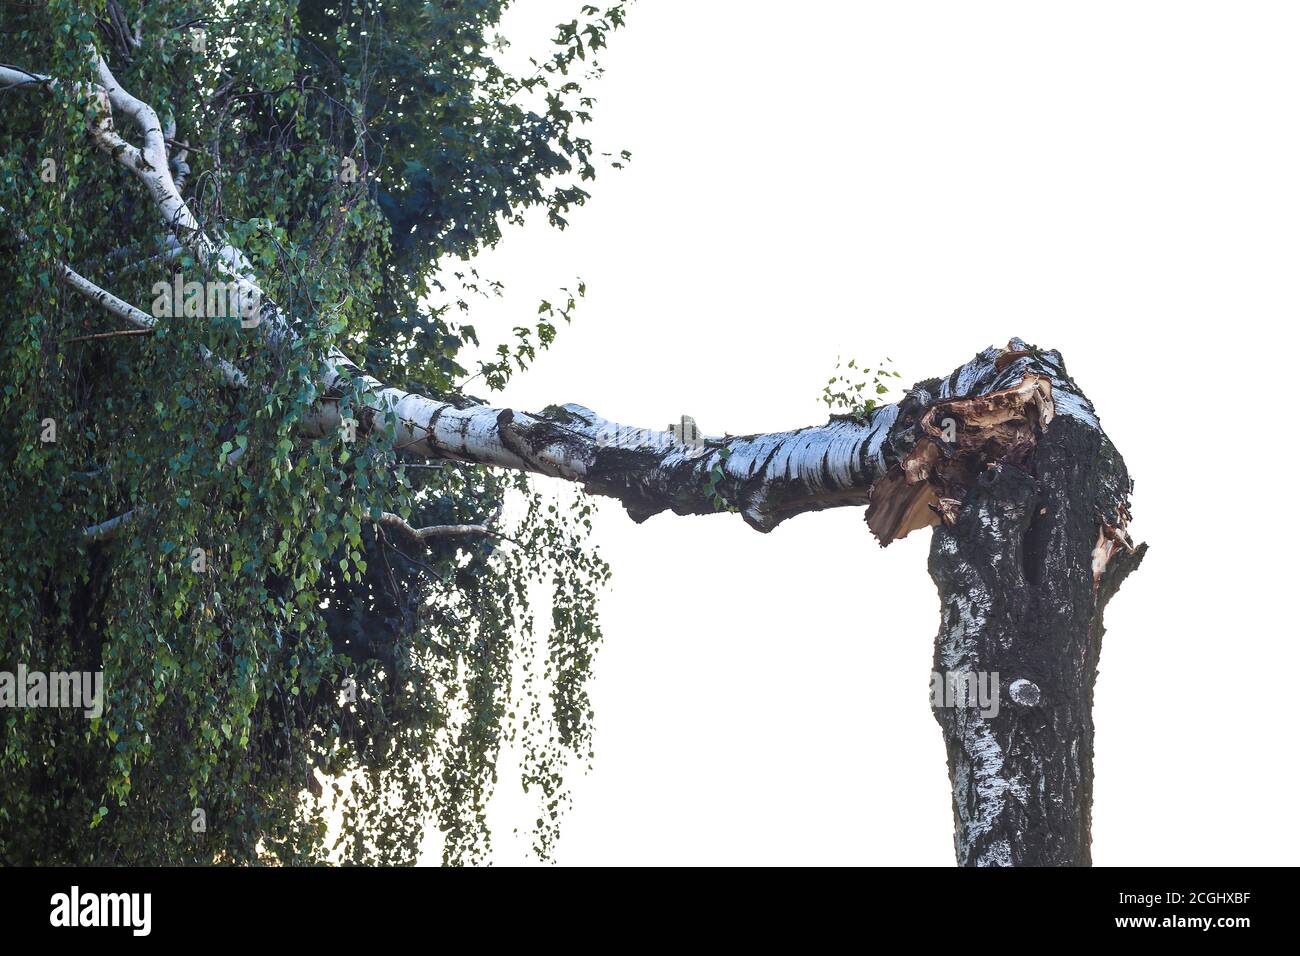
[416,0,1300,865]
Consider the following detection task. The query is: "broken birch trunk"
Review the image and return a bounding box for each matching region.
[5,52,1144,865]
[370,338,1144,866]
[927,398,1145,866]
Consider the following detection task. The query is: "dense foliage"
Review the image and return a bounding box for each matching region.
[0,0,625,864]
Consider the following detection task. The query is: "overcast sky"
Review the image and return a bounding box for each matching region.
[415,0,1300,865]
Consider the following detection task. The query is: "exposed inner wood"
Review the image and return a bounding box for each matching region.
[1091,521,1137,594]
[865,372,1056,544]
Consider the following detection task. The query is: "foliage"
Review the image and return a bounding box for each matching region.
[820,355,903,422]
[0,0,624,864]
[703,446,734,513]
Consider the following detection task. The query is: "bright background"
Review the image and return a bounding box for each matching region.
[417,0,1300,865]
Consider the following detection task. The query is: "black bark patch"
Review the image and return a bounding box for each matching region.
[1021,499,1051,587]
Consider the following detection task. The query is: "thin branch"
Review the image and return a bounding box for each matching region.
[5,212,246,388]
[72,234,180,276]
[50,242,246,387]
[63,328,154,344]
[0,63,51,88]
[374,512,502,542]
[83,507,143,543]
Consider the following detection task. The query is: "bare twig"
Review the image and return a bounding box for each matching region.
[63,328,154,344]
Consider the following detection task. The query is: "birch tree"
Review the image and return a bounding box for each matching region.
[0,1,1142,865]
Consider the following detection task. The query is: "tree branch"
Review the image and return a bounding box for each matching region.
[63,328,154,344]
[23,52,1131,549]
[43,231,246,387]
[86,503,504,546]
[83,507,143,543]
[375,513,502,542]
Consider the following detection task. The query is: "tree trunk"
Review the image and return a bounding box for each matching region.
[929,414,1145,866]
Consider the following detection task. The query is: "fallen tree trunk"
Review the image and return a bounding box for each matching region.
[312,339,1147,865]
